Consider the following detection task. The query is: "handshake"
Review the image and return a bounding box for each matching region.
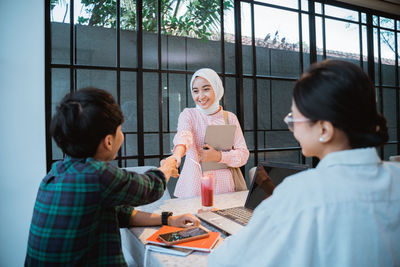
[158,155,182,180]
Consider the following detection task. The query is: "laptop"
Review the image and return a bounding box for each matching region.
[197,161,309,235]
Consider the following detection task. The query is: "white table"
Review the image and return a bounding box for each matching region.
[121,190,248,267]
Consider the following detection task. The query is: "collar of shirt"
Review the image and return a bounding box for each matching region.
[316,147,381,169]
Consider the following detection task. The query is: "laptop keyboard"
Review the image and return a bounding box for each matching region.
[213,207,253,226]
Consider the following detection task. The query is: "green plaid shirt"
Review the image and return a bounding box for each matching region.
[25,157,166,266]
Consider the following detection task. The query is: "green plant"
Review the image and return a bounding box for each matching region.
[63,0,234,40]
[346,15,399,59]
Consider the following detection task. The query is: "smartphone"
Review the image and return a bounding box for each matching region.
[157,227,209,246]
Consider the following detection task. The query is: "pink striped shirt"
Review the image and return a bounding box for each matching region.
[173,108,249,198]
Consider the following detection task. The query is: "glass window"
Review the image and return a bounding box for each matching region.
[76,70,117,99]
[382,88,397,142]
[380,17,395,29]
[162,73,187,131]
[302,14,310,71]
[257,79,271,131]
[46,0,400,170]
[51,68,70,160]
[161,35,186,70]
[163,133,175,155]
[373,15,379,26]
[361,13,367,24]
[362,25,368,72]
[258,150,302,164]
[122,134,138,157]
[257,0,298,10]
[224,77,237,115]
[380,29,397,86]
[120,0,137,68]
[187,37,222,72]
[384,144,397,161]
[241,2,253,75]
[143,72,159,132]
[51,68,70,116]
[270,80,295,129]
[121,71,137,132]
[301,0,308,11]
[224,2,236,74]
[74,0,116,67]
[253,4,300,77]
[325,5,359,22]
[243,78,254,131]
[144,134,159,155]
[324,19,360,63]
[315,2,322,14]
[51,0,70,64]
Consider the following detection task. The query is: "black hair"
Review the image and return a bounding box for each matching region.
[50,87,124,158]
[293,59,388,148]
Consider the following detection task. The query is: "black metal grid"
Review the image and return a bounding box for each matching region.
[45,0,400,171]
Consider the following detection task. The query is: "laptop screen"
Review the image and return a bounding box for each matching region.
[244,161,309,210]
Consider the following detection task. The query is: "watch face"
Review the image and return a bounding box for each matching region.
[162,212,172,225]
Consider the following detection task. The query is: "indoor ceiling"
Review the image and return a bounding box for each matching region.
[336,0,400,16]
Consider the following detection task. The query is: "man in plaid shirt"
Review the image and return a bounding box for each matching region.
[25,88,199,266]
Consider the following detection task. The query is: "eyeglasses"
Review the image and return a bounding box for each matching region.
[283,112,310,131]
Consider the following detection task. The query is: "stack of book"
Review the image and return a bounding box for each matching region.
[145,226,221,256]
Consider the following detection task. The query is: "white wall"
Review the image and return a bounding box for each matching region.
[0,1,46,266]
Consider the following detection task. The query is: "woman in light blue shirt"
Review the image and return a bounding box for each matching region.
[208,60,400,267]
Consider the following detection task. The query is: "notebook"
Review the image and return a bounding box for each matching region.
[197,161,309,235]
[145,244,193,257]
[145,225,221,252]
[201,125,237,171]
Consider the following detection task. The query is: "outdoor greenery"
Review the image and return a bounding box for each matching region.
[52,0,233,40]
[346,16,399,59]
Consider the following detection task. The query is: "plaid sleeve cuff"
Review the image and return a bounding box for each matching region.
[116,206,135,228]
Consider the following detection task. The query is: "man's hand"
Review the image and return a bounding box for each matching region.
[199,144,222,163]
[159,157,179,181]
[166,154,181,168]
[255,164,275,196]
[168,213,200,227]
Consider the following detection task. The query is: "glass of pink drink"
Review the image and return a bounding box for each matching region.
[200,173,214,211]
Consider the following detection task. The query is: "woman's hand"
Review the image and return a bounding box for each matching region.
[200,144,222,162]
[159,157,180,180]
[162,155,181,168]
[170,145,185,167]
[170,154,182,168]
[168,213,200,227]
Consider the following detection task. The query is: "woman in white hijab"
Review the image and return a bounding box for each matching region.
[169,68,249,198]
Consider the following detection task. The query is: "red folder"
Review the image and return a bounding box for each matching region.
[145,226,221,252]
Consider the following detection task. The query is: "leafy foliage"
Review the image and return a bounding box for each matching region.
[70,0,233,40]
[376,18,398,59]
[346,15,399,59]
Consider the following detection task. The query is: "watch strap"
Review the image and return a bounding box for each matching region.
[161,211,173,225]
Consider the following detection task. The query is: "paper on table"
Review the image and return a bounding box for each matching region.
[145,244,193,256]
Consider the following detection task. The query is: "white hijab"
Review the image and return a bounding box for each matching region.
[190,68,224,115]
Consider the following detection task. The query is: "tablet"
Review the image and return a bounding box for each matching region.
[201,125,236,171]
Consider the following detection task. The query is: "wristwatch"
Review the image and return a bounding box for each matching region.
[161,211,173,225]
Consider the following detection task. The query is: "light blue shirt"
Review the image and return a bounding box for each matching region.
[208,148,400,267]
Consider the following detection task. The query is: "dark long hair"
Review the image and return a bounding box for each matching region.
[293,60,388,148]
[50,87,124,158]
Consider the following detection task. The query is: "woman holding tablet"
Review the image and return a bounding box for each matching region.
[169,68,249,198]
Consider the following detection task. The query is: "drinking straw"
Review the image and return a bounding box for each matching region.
[189,158,203,175]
